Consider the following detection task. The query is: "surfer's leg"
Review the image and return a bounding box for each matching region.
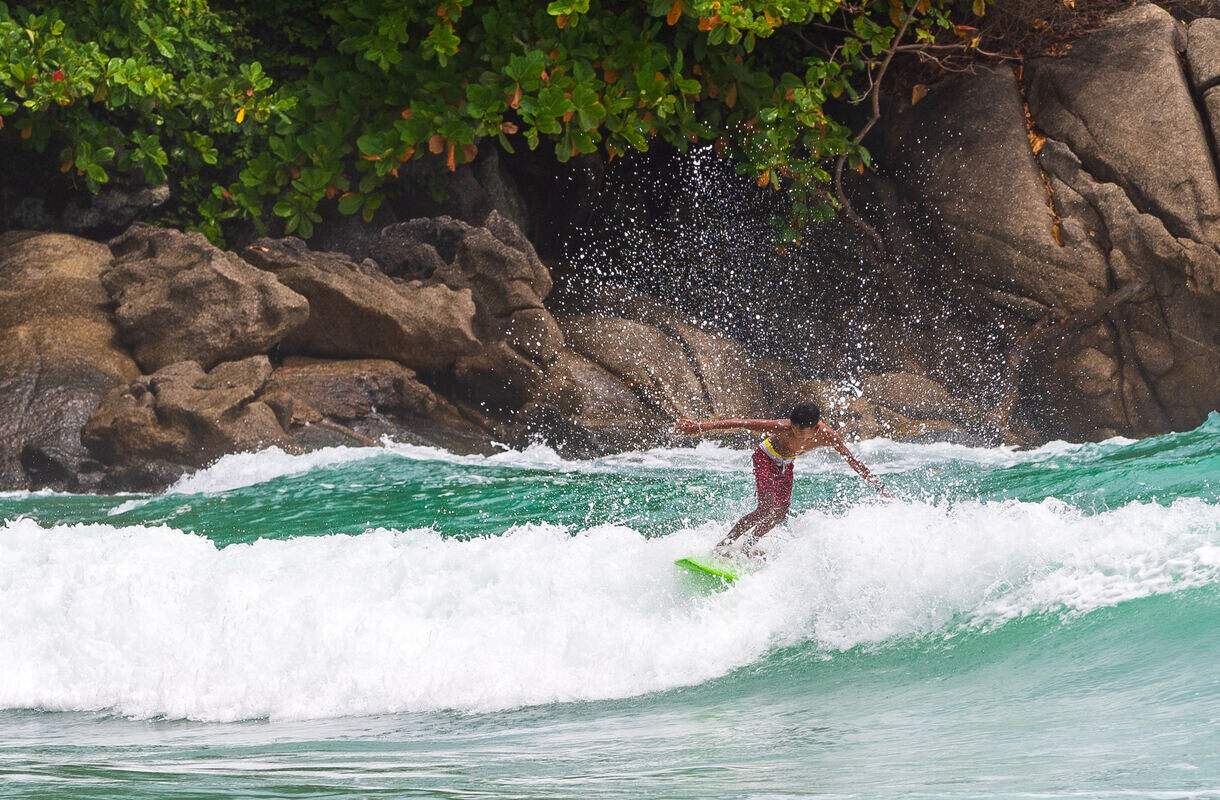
[739,504,789,555]
[719,505,771,548]
[718,492,782,550]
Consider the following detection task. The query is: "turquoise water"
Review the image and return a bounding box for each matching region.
[2,414,1219,798]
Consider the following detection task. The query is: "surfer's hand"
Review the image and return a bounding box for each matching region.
[673,418,702,435]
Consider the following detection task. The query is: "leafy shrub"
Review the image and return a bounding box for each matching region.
[0,0,986,244]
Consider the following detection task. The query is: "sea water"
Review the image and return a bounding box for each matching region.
[1,414,1219,798]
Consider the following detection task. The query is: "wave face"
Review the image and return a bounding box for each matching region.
[1,414,1219,797]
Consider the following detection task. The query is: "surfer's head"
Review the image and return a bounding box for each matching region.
[789,401,821,428]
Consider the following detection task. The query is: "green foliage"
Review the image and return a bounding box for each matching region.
[0,0,988,244]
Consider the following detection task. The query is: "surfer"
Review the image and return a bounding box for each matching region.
[673,401,891,555]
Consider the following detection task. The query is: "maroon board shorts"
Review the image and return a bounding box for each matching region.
[752,446,794,507]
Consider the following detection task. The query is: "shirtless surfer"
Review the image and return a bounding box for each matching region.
[673,401,891,555]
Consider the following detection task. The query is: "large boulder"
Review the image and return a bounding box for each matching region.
[104,224,309,372]
[263,357,440,423]
[1018,6,1220,438]
[83,356,288,490]
[374,212,553,341]
[558,314,710,419]
[241,236,480,371]
[867,6,1220,441]
[0,231,140,490]
[1027,5,1220,248]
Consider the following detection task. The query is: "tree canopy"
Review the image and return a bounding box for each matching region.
[0,0,991,244]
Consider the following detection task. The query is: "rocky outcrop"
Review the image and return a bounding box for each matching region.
[0,231,140,490]
[104,224,310,372]
[82,356,288,490]
[240,236,480,371]
[868,4,1220,441]
[9,5,1220,491]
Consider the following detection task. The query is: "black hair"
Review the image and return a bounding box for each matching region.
[790,401,821,428]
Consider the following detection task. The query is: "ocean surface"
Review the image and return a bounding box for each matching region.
[2,413,1219,799]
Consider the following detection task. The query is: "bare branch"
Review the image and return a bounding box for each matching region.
[831,4,916,256]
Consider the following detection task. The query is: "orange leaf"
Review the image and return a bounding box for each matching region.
[563,110,574,123]
[236,107,245,123]
[510,83,522,109]
[389,166,399,178]
[911,84,928,105]
[856,162,865,174]
[725,83,737,109]
[361,154,381,161]
[500,121,518,134]
[603,68,619,83]
[21,126,33,139]
[462,143,478,162]
[399,146,415,161]
[326,185,338,199]
[667,0,682,25]
[446,141,456,171]
[757,170,770,187]
[556,13,568,28]
[401,108,413,119]
[428,134,446,154]
[60,159,73,173]
[540,69,550,83]
[916,0,930,11]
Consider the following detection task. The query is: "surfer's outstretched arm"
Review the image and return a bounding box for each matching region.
[823,426,893,498]
[673,418,787,436]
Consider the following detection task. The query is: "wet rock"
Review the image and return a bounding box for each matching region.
[854,372,988,431]
[263,357,440,423]
[558,314,709,419]
[452,341,547,413]
[1026,5,1220,247]
[1186,17,1220,90]
[0,231,141,490]
[104,223,309,372]
[242,236,480,371]
[83,356,288,490]
[670,321,769,419]
[376,212,552,340]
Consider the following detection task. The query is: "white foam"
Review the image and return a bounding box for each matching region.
[2,496,1218,722]
[117,421,1153,499]
[164,445,387,495]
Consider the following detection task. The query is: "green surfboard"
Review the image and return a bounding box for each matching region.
[674,555,745,584]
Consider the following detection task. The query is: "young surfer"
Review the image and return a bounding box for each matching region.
[673,401,891,555]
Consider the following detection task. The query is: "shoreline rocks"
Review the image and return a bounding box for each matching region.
[2,6,1220,491]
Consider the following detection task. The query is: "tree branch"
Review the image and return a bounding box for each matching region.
[831,7,916,257]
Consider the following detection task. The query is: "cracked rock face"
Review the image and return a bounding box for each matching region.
[874,5,1220,440]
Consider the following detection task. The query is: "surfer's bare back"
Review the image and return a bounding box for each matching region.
[674,401,891,554]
